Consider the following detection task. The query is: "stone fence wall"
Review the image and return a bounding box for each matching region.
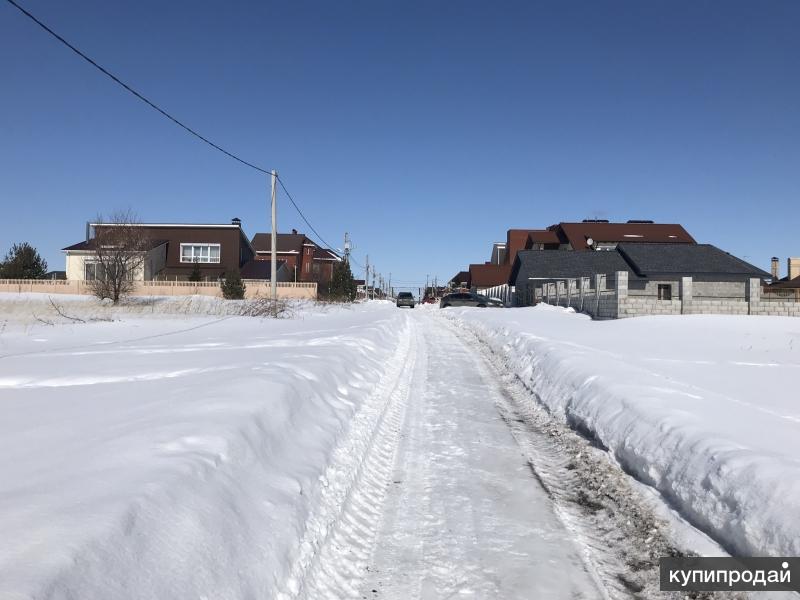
[527,272,800,319]
[0,279,317,300]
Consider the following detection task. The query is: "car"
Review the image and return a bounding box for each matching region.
[440,292,488,308]
[439,292,506,308]
[396,292,415,308]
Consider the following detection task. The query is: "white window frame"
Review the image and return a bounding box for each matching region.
[180,243,221,264]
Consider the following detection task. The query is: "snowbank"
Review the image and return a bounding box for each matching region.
[441,305,800,557]
[0,303,408,599]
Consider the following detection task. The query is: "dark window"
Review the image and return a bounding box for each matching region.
[658,284,672,300]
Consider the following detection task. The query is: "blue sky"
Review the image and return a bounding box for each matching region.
[1,1,798,288]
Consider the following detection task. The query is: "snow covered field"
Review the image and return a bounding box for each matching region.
[0,297,409,599]
[442,305,800,559]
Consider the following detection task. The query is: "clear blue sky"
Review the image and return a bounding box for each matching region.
[2,1,798,288]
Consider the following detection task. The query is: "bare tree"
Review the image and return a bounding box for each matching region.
[87,210,151,303]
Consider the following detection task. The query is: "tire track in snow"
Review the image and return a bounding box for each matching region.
[276,315,420,600]
[442,313,749,600]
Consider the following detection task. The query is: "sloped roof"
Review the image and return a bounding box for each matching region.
[768,275,800,289]
[251,233,307,253]
[617,243,770,278]
[556,222,695,250]
[511,250,639,284]
[240,259,286,279]
[62,239,169,252]
[313,247,340,261]
[527,230,561,245]
[450,270,470,285]
[468,263,512,287]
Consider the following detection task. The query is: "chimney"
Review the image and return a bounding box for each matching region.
[789,257,800,281]
[231,217,241,227]
[292,228,297,235]
[771,257,780,279]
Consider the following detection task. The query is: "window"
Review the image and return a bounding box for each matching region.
[85,262,104,281]
[305,262,310,273]
[658,284,672,300]
[180,243,220,263]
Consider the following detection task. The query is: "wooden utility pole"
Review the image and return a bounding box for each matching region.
[365,255,369,300]
[270,170,278,301]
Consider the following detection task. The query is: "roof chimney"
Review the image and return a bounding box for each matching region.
[292,228,298,235]
[231,217,241,227]
[789,257,800,281]
[771,257,780,279]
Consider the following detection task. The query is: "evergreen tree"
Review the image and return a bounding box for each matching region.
[188,261,203,282]
[220,269,246,299]
[328,260,357,302]
[0,242,48,279]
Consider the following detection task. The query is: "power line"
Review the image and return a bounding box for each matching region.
[4,0,271,175]
[6,0,343,258]
[275,176,338,251]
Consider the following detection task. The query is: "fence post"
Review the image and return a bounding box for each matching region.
[681,276,693,315]
[615,271,628,318]
[747,277,761,315]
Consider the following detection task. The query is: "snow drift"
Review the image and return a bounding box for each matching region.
[441,305,800,558]
[0,300,407,599]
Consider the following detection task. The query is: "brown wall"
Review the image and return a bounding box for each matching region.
[94,225,252,280]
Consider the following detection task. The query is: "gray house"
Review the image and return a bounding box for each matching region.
[512,243,774,318]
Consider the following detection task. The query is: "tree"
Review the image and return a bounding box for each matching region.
[0,242,48,279]
[87,210,151,303]
[221,269,246,299]
[188,260,203,282]
[327,259,357,302]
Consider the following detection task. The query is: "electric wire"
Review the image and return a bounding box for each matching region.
[5,0,344,257]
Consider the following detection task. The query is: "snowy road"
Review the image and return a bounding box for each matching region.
[295,310,614,599]
[358,312,601,599]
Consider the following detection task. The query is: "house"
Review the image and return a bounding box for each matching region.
[513,243,771,316]
[62,218,273,281]
[765,257,800,301]
[542,220,695,251]
[448,271,470,289]
[250,229,340,283]
[455,220,697,293]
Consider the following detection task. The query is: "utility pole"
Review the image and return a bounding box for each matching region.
[388,273,392,298]
[343,232,351,264]
[364,255,369,300]
[270,170,278,301]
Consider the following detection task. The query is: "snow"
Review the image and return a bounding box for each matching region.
[0,298,409,599]
[441,305,800,558]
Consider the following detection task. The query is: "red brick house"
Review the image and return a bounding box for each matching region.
[251,229,341,283]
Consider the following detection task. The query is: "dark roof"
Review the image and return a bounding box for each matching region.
[313,247,340,261]
[62,239,168,251]
[239,259,286,279]
[768,276,800,289]
[450,270,470,284]
[617,243,771,278]
[251,233,307,254]
[555,222,695,250]
[512,249,639,284]
[527,230,561,245]
[468,263,512,287]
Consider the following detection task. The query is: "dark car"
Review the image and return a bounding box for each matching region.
[440,292,488,308]
[396,292,415,308]
[440,292,506,308]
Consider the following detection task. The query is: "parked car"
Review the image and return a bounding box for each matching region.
[440,292,487,308]
[396,292,415,308]
[439,292,506,308]
[478,294,506,308]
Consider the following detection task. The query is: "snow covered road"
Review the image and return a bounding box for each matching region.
[358,312,601,599]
